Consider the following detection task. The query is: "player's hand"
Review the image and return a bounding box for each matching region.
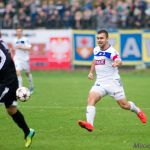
[112,61,118,67]
[112,59,122,67]
[16,45,23,49]
[88,72,94,80]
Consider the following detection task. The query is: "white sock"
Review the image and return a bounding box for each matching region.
[18,75,22,87]
[28,73,34,88]
[128,101,141,114]
[86,106,96,126]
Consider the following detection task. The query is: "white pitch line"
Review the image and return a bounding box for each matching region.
[18,106,150,110]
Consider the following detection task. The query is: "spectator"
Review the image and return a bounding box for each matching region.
[24,16,33,29]
[133,7,143,28]
[46,9,63,29]
[18,8,26,27]
[96,6,107,30]
[35,8,47,28]
[145,3,150,28]
[1,0,150,29]
[55,0,65,18]
[2,13,13,28]
[73,10,83,29]
[82,9,93,29]
[63,10,73,28]
[48,0,55,15]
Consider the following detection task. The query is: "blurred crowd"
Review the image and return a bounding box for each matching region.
[0,0,150,30]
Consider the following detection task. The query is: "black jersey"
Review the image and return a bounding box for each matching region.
[0,39,18,86]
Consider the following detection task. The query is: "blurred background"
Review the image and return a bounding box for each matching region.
[0,0,150,70]
[1,1,150,149]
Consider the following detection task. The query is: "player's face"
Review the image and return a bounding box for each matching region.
[97,33,108,49]
[16,29,23,38]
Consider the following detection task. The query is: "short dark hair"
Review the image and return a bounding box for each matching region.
[97,29,109,38]
[16,25,23,30]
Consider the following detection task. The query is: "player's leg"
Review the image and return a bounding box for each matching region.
[107,79,146,123]
[78,91,101,131]
[117,99,138,111]
[86,91,101,125]
[14,59,23,88]
[117,99,147,123]
[4,83,35,147]
[24,61,34,93]
[78,82,106,131]
[25,71,34,93]
[16,69,23,88]
[6,105,35,147]
[6,105,30,138]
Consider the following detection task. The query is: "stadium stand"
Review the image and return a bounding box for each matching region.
[0,0,150,29]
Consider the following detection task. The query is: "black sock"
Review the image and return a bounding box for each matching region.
[11,110,30,138]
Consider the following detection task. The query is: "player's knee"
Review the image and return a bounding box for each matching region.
[25,71,29,76]
[88,92,100,105]
[7,106,17,115]
[16,70,21,76]
[119,103,130,110]
[88,98,95,105]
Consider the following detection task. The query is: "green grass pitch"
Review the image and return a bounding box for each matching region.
[0,70,150,150]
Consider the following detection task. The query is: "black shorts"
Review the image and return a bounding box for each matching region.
[0,81,18,108]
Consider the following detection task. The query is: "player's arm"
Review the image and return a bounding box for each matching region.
[16,44,31,51]
[88,59,95,80]
[0,49,6,70]
[111,50,122,67]
[112,52,122,67]
[112,58,122,67]
[16,39,31,51]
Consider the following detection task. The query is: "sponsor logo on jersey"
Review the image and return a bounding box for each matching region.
[95,59,105,65]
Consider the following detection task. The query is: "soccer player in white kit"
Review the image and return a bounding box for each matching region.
[13,26,34,93]
[78,30,147,132]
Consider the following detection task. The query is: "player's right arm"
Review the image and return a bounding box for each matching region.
[14,38,31,51]
[0,49,6,70]
[15,43,31,51]
[111,49,122,67]
[88,59,95,80]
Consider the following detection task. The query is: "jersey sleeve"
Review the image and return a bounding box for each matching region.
[93,46,99,55]
[13,39,18,50]
[0,49,6,70]
[110,49,121,61]
[25,38,31,49]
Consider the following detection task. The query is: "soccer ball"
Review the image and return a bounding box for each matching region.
[16,87,30,102]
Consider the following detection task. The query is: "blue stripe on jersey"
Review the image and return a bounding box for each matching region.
[94,51,111,58]
[21,41,24,44]
[16,41,25,44]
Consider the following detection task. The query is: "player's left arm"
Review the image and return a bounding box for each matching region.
[111,50,122,67]
[112,58,122,67]
[16,38,31,51]
[0,49,6,70]
[88,59,95,80]
[17,45,31,51]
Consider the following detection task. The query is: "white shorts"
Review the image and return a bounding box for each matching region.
[90,78,126,100]
[14,59,30,72]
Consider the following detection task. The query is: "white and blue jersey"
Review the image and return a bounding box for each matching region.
[13,37,31,71]
[93,45,120,81]
[14,37,31,61]
[90,45,126,100]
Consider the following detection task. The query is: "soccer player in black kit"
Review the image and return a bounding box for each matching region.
[0,31,35,148]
